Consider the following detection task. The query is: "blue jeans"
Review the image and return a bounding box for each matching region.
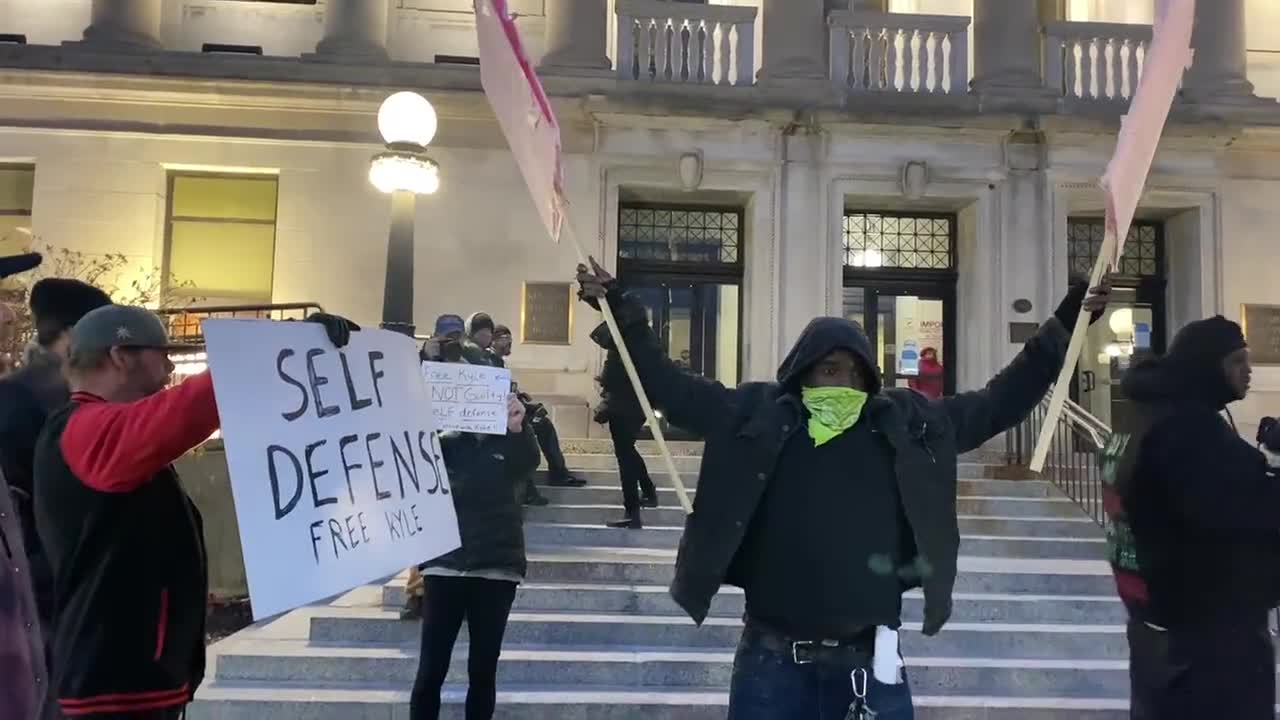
[728,628,914,720]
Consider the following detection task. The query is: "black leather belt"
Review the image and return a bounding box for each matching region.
[744,620,875,667]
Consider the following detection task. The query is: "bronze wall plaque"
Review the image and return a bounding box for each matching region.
[1243,304,1280,366]
[521,282,573,345]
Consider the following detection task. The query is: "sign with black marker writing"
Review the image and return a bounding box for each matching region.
[203,320,460,619]
[421,361,512,435]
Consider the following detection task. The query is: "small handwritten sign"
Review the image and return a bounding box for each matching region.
[1243,304,1280,366]
[422,361,512,435]
[203,321,460,620]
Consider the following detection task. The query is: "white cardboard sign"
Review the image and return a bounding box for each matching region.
[421,361,512,435]
[203,320,460,619]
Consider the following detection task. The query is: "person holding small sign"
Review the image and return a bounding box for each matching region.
[409,388,541,720]
[32,304,356,720]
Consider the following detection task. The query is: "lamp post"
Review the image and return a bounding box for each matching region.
[369,91,440,337]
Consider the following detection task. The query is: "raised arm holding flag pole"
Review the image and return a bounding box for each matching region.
[1029,0,1197,472]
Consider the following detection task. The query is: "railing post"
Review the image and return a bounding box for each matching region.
[617,12,636,80]
[829,24,852,88]
[734,18,755,85]
[950,27,968,94]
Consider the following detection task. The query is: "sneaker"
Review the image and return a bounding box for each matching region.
[606,514,643,530]
[399,594,423,621]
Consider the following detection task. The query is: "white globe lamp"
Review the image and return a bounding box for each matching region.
[377,91,438,148]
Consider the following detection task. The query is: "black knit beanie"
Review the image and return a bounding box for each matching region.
[29,278,113,346]
[1167,315,1247,366]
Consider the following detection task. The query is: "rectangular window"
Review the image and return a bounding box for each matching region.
[0,164,34,256]
[165,173,278,303]
[842,211,955,271]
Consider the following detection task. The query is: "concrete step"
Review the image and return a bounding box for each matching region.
[189,683,1136,720]
[523,497,1089,527]
[522,516,1102,540]
[213,642,1165,698]
[535,477,1064,503]
[550,461,1023,483]
[509,549,1116,595]
[308,608,1129,660]
[517,523,1105,560]
[379,581,1127,625]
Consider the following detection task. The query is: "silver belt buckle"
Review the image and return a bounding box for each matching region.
[792,640,814,664]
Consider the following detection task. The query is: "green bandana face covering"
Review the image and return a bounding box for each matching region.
[801,386,869,446]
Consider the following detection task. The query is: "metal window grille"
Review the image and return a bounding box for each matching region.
[1068,219,1164,278]
[842,212,955,270]
[619,204,742,265]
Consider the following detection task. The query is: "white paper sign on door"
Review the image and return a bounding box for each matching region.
[421,361,512,435]
[204,320,460,620]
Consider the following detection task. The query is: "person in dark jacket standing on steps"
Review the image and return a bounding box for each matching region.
[33,304,355,719]
[0,250,58,720]
[1103,316,1280,720]
[410,386,541,720]
[591,322,658,529]
[0,276,112,644]
[578,259,1108,719]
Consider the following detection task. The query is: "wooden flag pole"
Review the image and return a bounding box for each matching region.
[1029,229,1116,473]
[555,193,694,515]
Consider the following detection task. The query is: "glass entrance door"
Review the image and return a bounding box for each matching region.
[1075,288,1162,434]
[843,285,955,398]
[629,281,741,386]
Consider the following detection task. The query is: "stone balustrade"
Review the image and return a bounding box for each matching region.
[615,0,757,87]
[828,10,970,95]
[1043,21,1159,103]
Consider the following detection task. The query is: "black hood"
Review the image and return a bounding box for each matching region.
[1121,316,1246,411]
[776,317,880,395]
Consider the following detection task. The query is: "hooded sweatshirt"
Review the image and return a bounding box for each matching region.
[736,318,910,637]
[1107,316,1280,627]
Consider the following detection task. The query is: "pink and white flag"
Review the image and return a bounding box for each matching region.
[1100,0,1195,267]
[474,0,564,242]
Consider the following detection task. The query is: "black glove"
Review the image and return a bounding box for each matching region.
[1259,417,1280,454]
[306,313,360,348]
[1053,278,1104,334]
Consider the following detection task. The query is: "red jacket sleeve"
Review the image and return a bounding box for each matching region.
[60,371,221,493]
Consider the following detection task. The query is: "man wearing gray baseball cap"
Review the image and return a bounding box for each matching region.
[33,304,356,719]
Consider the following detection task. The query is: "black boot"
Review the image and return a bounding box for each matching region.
[607,511,643,530]
[524,486,550,507]
[548,472,587,488]
[641,490,659,509]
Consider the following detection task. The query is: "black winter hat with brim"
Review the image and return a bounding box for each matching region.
[30,278,113,334]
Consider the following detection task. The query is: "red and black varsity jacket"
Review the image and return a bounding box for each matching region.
[33,372,220,717]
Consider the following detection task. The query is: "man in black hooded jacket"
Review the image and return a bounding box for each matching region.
[1104,316,1280,720]
[577,259,1108,718]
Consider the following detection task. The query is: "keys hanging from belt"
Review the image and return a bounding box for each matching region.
[845,668,877,720]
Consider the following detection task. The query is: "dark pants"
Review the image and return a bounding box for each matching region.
[728,626,914,720]
[1128,616,1276,720]
[608,415,656,514]
[531,414,570,481]
[410,576,518,720]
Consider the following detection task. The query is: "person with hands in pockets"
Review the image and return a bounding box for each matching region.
[577,258,1109,720]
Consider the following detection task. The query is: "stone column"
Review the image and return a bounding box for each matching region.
[971,0,1043,92]
[1181,0,1255,102]
[80,0,162,49]
[311,0,390,62]
[759,0,826,84]
[539,0,611,74]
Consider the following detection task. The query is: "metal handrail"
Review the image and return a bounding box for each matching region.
[156,302,325,346]
[1008,391,1112,527]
